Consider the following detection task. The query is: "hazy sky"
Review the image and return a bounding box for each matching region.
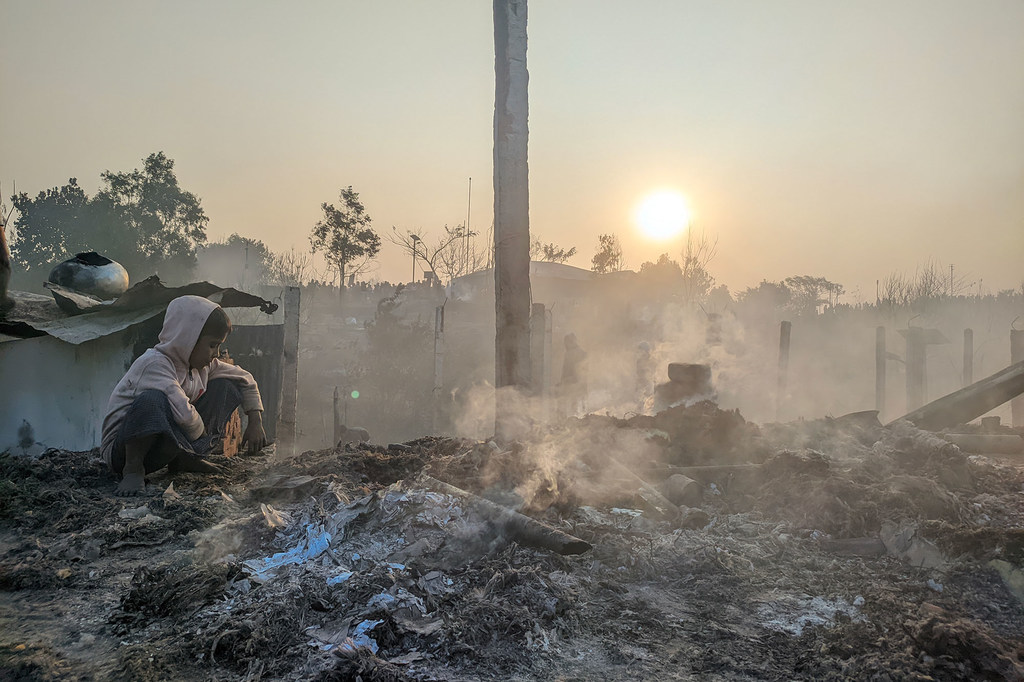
[2,0,1022,299]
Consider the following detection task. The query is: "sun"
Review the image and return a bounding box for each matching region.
[634,190,693,241]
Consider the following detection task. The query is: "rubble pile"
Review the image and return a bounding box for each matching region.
[2,401,1024,680]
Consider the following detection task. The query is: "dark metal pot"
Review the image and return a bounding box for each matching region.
[48,252,130,300]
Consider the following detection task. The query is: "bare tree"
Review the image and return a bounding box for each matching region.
[879,272,912,308]
[912,259,947,302]
[0,185,14,314]
[679,228,718,304]
[266,247,313,287]
[389,224,484,285]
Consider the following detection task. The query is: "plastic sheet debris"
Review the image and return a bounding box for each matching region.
[326,571,354,586]
[243,524,332,581]
[880,521,946,569]
[339,620,383,654]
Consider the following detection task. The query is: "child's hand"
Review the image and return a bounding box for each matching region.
[242,411,268,455]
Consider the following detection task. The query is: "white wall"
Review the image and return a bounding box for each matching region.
[0,333,134,453]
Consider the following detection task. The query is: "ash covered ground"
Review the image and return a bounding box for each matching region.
[2,403,1024,681]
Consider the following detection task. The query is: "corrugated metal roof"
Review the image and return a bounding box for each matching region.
[0,276,278,345]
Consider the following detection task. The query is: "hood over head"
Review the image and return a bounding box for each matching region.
[154,295,220,366]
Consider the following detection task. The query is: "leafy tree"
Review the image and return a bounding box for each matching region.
[309,186,381,287]
[638,253,683,289]
[9,179,89,275]
[530,237,577,263]
[9,152,208,281]
[591,233,624,273]
[736,280,791,310]
[94,152,208,276]
[783,275,843,316]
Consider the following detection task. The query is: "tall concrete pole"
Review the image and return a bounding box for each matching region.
[493,0,532,439]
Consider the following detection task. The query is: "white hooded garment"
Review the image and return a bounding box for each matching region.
[100,295,263,460]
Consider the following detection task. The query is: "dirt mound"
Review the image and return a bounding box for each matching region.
[5,411,1024,680]
[0,643,84,682]
[0,449,119,532]
[911,605,1024,680]
[584,400,767,466]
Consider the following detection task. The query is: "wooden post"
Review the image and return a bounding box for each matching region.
[529,303,547,422]
[333,387,342,446]
[776,321,791,421]
[433,304,445,432]
[1012,330,1024,427]
[875,326,886,417]
[530,303,545,395]
[906,327,926,412]
[493,0,532,440]
[544,307,552,394]
[963,328,973,387]
[277,286,300,456]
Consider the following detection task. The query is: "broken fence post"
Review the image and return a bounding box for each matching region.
[421,475,591,555]
[433,304,445,433]
[1012,330,1024,428]
[905,327,926,412]
[875,326,886,418]
[963,328,973,388]
[333,387,342,446]
[277,286,300,456]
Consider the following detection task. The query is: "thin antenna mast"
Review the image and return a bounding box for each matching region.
[465,177,472,273]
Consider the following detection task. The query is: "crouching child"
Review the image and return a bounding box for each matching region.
[101,295,267,496]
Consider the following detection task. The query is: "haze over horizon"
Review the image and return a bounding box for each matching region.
[2,0,1022,300]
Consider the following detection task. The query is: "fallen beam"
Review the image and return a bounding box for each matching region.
[607,458,681,519]
[647,464,764,487]
[421,475,592,555]
[891,360,1024,431]
[942,433,1024,455]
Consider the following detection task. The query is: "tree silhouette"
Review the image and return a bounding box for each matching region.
[591,233,624,273]
[309,187,381,287]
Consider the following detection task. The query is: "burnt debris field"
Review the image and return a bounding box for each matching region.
[2,401,1023,681]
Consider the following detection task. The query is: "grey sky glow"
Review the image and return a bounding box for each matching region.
[2,0,1021,298]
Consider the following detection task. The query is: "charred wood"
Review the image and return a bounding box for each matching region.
[421,475,591,555]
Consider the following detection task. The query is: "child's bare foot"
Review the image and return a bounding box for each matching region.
[167,454,226,475]
[115,473,147,496]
